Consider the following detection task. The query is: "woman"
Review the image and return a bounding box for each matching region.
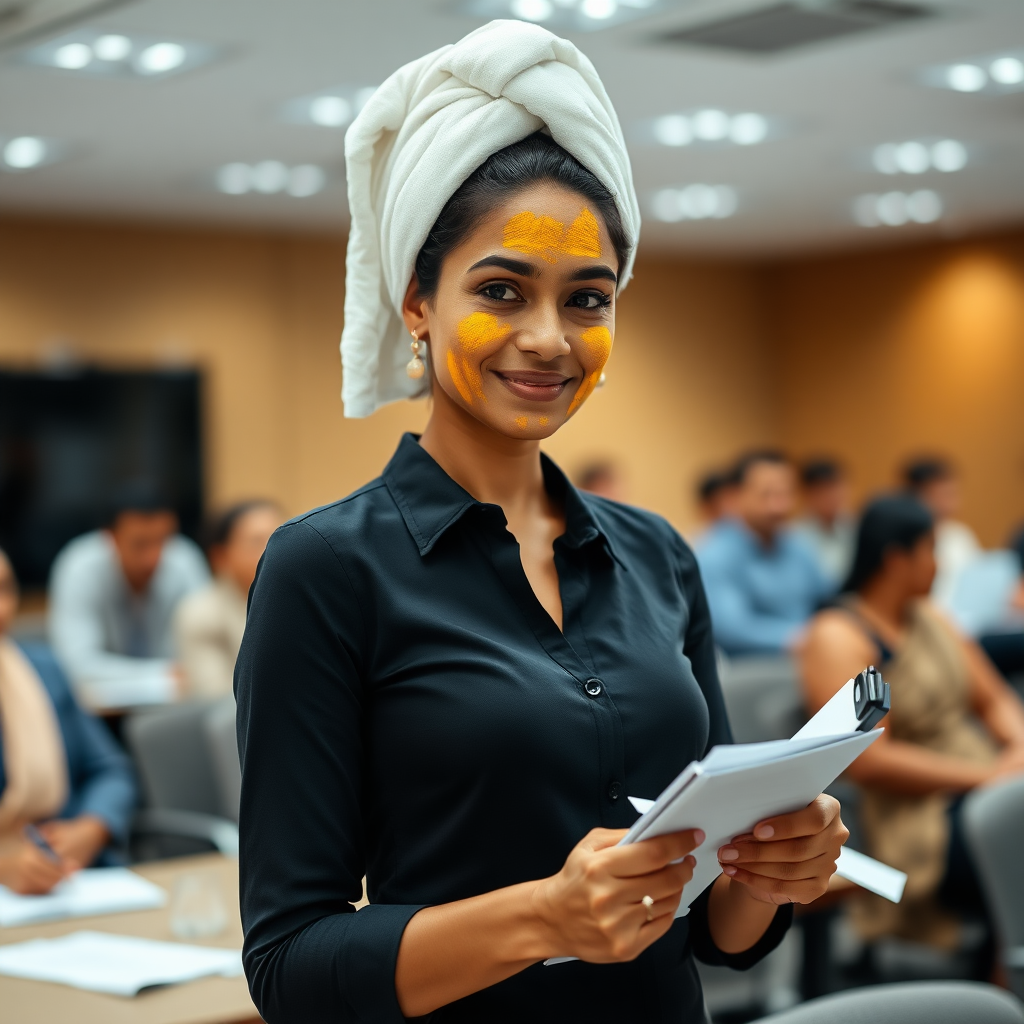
[174,500,281,698]
[801,495,1024,949]
[0,547,136,894]
[236,21,847,1023]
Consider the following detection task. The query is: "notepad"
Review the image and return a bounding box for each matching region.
[0,868,166,927]
[0,930,243,996]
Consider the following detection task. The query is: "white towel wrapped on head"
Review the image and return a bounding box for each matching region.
[341,18,641,418]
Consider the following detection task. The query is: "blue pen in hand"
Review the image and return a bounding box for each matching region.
[23,824,62,865]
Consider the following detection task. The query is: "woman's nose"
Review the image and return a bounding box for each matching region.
[515,302,570,360]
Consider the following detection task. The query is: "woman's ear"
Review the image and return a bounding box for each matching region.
[402,277,430,340]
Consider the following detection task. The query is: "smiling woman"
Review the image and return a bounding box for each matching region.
[235,18,848,1024]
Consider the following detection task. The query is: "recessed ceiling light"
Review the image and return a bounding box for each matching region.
[652,184,737,222]
[3,136,48,169]
[287,165,326,197]
[216,163,251,195]
[93,34,131,61]
[581,0,617,19]
[692,109,730,141]
[650,109,772,147]
[309,95,351,127]
[460,0,665,32]
[54,42,92,69]
[853,190,942,228]
[136,42,186,75]
[871,138,967,175]
[652,114,692,147]
[729,113,768,145]
[281,84,377,129]
[990,56,1024,85]
[947,64,986,92]
[216,161,328,198]
[511,0,554,19]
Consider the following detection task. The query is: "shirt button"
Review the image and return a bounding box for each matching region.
[584,678,603,697]
[608,781,622,801]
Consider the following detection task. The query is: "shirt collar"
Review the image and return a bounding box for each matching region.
[383,433,620,565]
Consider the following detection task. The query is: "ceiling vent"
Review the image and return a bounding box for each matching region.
[660,0,932,55]
[0,0,132,50]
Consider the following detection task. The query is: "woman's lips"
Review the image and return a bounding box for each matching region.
[493,370,573,403]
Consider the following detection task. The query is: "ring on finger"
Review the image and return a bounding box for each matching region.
[641,894,654,922]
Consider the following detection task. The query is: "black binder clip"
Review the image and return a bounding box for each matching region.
[853,665,890,732]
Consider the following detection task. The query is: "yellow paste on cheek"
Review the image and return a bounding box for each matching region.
[567,325,612,416]
[452,312,511,402]
[502,208,602,264]
[514,416,528,430]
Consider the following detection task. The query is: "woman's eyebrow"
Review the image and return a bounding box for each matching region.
[568,265,618,284]
[467,255,538,277]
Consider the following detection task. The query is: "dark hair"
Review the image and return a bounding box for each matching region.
[204,500,280,551]
[696,467,737,503]
[902,456,953,491]
[800,457,842,488]
[414,132,631,299]
[734,448,789,485]
[842,494,934,593]
[577,461,618,492]
[107,479,175,526]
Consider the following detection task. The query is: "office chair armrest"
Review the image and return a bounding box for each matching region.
[131,808,239,856]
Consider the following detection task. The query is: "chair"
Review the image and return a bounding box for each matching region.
[717,653,807,744]
[123,700,239,860]
[203,695,241,822]
[963,774,1024,999]
[752,980,1024,1023]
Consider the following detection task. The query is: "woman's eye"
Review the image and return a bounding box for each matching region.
[568,290,611,310]
[481,283,520,302]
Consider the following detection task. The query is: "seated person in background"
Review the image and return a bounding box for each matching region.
[800,496,1024,951]
[0,548,136,894]
[694,466,739,534]
[903,456,981,608]
[698,450,832,656]
[792,457,856,587]
[575,459,627,502]
[48,483,209,710]
[174,500,282,699]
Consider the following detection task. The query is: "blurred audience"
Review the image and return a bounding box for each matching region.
[903,456,981,607]
[698,450,832,656]
[800,495,1024,952]
[0,547,136,895]
[174,500,282,699]
[576,460,627,502]
[48,483,209,711]
[695,466,739,528]
[793,457,856,587]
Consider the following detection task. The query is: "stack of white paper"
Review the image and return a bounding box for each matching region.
[0,930,243,996]
[0,868,166,927]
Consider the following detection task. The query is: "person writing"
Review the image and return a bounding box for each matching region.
[236,22,848,1022]
[0,548,136,894]
[800,495,1024,949]
[174,500,281,699]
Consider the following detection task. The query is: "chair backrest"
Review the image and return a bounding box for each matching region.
[124,701,223,816]
[717,654,806,743]
[755,981,1024,1024]
[203,696,241,823]
[963,774,1024,998]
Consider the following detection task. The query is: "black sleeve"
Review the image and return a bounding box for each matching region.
[235,520,424,1024]
[675,537,794,969]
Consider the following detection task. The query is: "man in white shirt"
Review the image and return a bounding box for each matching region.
[48,486,209,710]
[903,457,982,608]
[792,458,856,588]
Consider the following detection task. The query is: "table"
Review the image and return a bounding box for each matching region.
[0,853,261,1024]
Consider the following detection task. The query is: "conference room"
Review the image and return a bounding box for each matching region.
[2,0,1024,1021]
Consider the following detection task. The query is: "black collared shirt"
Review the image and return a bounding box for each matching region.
[236,434,790,1024]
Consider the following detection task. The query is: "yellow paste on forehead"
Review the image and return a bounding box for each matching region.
[502,209,602,264]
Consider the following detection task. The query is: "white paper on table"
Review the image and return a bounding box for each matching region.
[0,868,166,927]
[0,930,243,996]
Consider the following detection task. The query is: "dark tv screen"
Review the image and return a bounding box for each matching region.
[0,368,203,590]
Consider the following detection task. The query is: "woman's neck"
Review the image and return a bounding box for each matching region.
[855,577,914,636]
[418,394,551,519]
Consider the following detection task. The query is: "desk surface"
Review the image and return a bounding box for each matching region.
[0,853,260,1024]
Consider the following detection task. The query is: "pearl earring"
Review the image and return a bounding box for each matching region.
[597,371,607,389]
[407,331,426,380]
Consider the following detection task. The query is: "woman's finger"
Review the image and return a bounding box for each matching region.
[721,851,835,882]
[749,795,841,842]
[723,864,834,903]
[608,830,704,879]
[610,857,696,905]
[719,834,839,865]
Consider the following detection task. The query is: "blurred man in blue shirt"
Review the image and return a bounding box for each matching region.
[698,451,832,656]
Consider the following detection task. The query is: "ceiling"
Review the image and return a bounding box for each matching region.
[1,0,1022,258]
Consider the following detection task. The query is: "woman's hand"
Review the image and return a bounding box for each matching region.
[716,795,848,906]
[37,815,110,872]
[532,826,703,962]
[0,838,69,895]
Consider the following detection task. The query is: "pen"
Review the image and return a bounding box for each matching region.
[23,824,62,865]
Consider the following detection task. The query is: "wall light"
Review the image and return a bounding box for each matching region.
[651,110,771,147]
[281,85,377,129]
[923,50,1024,95]
[853,190,942,228]
[651,185,737,222]
[873,139,967,174]
[20,30,216,79]
[216,162,327,198]
[460,0,663,32]
[0,136,62,171]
